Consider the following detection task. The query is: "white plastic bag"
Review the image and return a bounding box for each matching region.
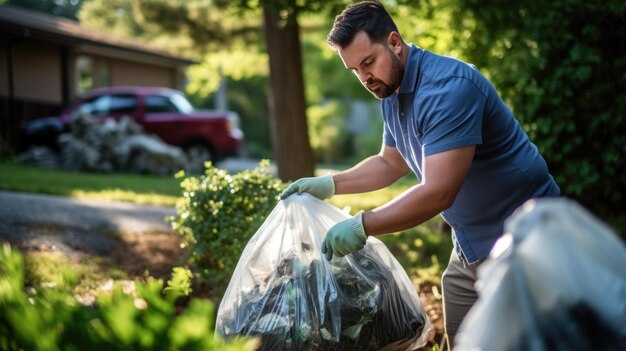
[216,194,431,350]
[455,198,626,351]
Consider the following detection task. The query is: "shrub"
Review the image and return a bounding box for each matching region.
[170,161,283,295]
[454,0,626,217]
[0,244,255,351]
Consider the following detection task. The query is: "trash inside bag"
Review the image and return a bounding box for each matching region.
[455,198,626,351]
[216,194,431,351]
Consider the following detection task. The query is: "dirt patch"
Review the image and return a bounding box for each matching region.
[0,221,118,261]
[0,221,184,281]
[110,232,187,279]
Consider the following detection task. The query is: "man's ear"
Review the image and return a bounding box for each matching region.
[387,32,403,55]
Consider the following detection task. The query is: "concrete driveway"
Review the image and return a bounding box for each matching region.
[0,190,177,259]
[0,191,175,235]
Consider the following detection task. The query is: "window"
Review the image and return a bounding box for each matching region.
[169,92,194,114]
[109,94,138,114]
[145,95,179,113]
[76,56,93,94]
[72,94,137,118]
[75,55,110,94]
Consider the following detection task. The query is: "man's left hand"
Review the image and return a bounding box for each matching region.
[321,211,367,260]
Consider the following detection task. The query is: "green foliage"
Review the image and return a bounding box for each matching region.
[0,244,255,351]
[187,49,268,101]
[170,161,283,294]
[6,0,82,20]
[79,0,147,41]
[307,101,347,164]
[164,267,193,300]
[222,76,272,158]
[453,0,626,216]
[78,0,248,58]
[23,251,84,290]
[300,17,372,102]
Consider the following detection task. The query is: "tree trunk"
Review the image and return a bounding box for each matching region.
[262,7,315,181]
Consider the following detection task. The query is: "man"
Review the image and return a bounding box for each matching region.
[281,1,560,348]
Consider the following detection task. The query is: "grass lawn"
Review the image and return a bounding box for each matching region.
[0,160,181,206]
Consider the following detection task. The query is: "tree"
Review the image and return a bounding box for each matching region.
[261,4,315,180]
[5,0,82,20]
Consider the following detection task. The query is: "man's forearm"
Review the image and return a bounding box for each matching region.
[362,184,446,235]
[333,154,409,194]
[361,145,476,236]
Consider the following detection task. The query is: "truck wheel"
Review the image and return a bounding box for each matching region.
[185,144,213,174]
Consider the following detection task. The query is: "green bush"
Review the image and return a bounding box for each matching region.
[170,161,283,295]
[0,244,255,351]
[454,0,626,217]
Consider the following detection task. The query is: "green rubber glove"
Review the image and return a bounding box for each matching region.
[280,174,335,200]
[321,211,367,260]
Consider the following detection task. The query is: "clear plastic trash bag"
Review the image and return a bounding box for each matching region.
[455,198,626,351]
[216,193,431,351]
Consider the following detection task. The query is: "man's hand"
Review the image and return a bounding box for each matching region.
[280,174,335,200]
[321,211,367,260]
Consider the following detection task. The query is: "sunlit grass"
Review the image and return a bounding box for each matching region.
[70,189,178,206]
[23,251,126,295]
[0,160,180,206]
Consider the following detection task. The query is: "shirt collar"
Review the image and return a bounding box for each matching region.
[398,44,422,94]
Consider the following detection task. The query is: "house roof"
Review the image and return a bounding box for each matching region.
[0,5,195,66]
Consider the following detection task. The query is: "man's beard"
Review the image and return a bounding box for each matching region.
[365,49,404,100]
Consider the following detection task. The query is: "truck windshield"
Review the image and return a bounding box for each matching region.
[170,92,194,114]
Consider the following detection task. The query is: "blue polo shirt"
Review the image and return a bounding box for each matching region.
[382,45,560,262]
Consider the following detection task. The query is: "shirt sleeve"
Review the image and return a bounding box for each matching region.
[382,101,396,147]
[419,77,485,156]
[383,121,396,147]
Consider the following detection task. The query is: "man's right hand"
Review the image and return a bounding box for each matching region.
[280,174,335,200]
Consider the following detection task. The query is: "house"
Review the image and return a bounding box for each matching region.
[0,5,194,150]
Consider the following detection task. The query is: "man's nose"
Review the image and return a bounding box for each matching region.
[356,70,371,83]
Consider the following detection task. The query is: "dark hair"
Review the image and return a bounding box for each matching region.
[327,1,399,49]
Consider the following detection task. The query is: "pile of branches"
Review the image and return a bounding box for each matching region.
[19,114,186,175]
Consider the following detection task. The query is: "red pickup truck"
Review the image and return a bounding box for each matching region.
[24,86,244,167]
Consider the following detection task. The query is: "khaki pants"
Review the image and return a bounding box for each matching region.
[441,251,484,350]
